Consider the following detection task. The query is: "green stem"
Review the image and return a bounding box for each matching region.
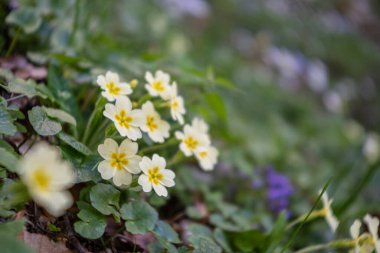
[286,209,324,230]
[280,177,333,253]
[295,244,330,253]
[5,27,21,57]
[295,239,354,253]
[136,94,152,107]
[138,138,179,155]
[336,159,380,215]
[168,151,184,167]
[70,0,81,45]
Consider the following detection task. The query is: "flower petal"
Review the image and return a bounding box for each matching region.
[98,138,118,159]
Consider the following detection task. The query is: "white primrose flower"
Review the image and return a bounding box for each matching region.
[138,154,175,197]
[140,101,170,143]
[103,96,144,141]
[364,214,380,253]
[97,71,132,101]
[175,123,210,156]
[169,82,186,125]
[145,70,172,100]
[18,143,74,217]
[97,138,141,187]
[350,219,361,253]
[321,192,339,233]
[195,145,219,171]
[191,117,209,134]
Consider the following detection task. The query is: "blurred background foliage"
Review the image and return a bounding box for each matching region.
[2,0,380,251]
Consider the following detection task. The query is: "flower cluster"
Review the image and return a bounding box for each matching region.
[96,70,218,196]
[175,118,218,170]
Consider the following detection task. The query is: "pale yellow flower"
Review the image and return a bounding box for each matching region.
[103,96,144,140]
[140,101,170,143]
[98,138,141,187]
[18,143,74,217]
[169,82,185,125]
[97,71,132,101]
[145,70,171,100]
[138,154,175,197]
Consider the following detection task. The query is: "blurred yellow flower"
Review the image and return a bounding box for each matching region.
[18,143,74,217]
[169,82,186,125]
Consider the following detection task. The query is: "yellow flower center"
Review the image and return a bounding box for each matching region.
[148,166,163,185]
[184,136,198,150]
[199,151,208,158]
[152,80,165,92]
[115,110,133,129]
[110,152,129,171]
[32,168,50,192]
[106,82,120,95]
[146,115,158,132]
[171,100,178,111]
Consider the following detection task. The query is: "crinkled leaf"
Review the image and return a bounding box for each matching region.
[153,221,180,244]
[190,236,222,253]
[75,155,102,183]
[213,228,233,253]
[0,105,17,136]
[43,107,76,126]
[120,200,158,234]
[0,147,19,172]
[28,106,62,136]
[188,223,212,238]
[90,183,120,216]
[74,202,107,240]
[150,236,178,253]
[6,7,42,33]
[58,132,91,155]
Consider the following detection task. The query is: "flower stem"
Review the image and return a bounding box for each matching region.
[6,27,21,57]
[295,240,354,253]
[138,138,179,155]
[286,209,324,230]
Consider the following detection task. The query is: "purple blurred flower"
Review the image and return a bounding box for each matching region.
[265,166,293,218]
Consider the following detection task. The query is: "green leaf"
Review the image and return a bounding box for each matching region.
[213,228,233,253]
[188,223,212,238]
[269,211,287,244]
[0,232,33,253]
[205,92,227,122]
[74,202,107,239]
[0,105,17,136]
[226,230,268,252]
[90,183,120,216]
[6,7,42,33]
[153,221,180,244]
[7,78,39,98]
[75,155,102,183]
[0,147,19,172]
[58,132,92,155]
[47,66,81,127]
[0,219,25,237]
[28,106,62,136]
[43,107,76,126]
[120,200,158,234]
[189,236,222,253]
[150,235,178,253]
